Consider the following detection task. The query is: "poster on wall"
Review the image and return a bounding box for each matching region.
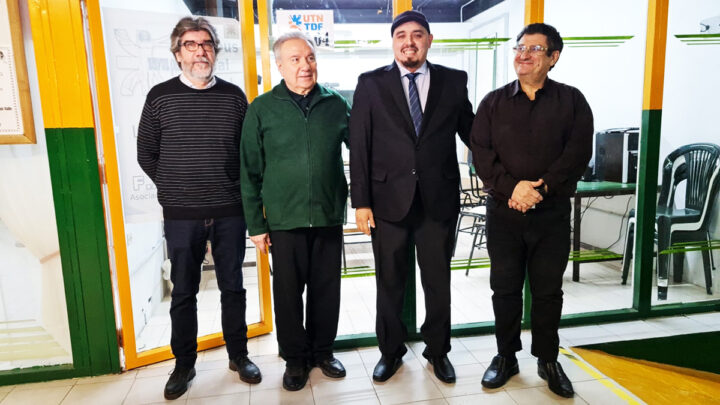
[275,10,334,48]
[0,0,35,144]
[101,8,244,222]
[0,47,22,135]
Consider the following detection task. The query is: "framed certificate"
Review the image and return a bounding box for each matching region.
[0,0,35,144]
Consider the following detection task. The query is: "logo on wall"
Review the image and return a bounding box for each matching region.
[700,16,720,34]
[276,10,334,48]
[675,15,720,47]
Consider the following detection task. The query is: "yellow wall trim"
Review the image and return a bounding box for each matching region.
[392,0,412,18]
[524,0,544,25]
[28,0,93,128]
[239,0,258,101]
[642,0,669,111]
[257,0,272,94]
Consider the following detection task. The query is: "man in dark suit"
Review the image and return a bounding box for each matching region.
[349,10,474,384]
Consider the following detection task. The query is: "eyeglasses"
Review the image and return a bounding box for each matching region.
[512,45,549,55]
[182,41,215,52]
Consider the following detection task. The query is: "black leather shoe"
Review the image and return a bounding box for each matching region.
[538,360,574,398]
[164,366,196,400]
[283,365,309,391]
[372,356,403,382]
[423,353,456,383]
[481,355,519,388]
[229,356,262,384]
[316,357,346,378]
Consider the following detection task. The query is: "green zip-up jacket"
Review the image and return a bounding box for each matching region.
[240,81,350,236]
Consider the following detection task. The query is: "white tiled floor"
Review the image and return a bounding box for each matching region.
[0,326,653,405]
[4,312,720,404]
[72,210,720,404]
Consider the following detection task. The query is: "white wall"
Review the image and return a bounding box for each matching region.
[543,0,648,251]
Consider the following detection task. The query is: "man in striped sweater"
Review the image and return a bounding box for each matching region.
[137,17,261,400]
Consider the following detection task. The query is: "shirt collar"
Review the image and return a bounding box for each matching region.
[508,77,553,99]
[179,73,217,90]
[397,61,428,78]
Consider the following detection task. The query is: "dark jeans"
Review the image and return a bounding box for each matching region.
[372,192,456,359]
[486,197,571,362]
[164,216,248,368]
[269,226,342,368]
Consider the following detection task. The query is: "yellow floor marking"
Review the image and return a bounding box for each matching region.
[560,347,643,404]
[571,347,720,405]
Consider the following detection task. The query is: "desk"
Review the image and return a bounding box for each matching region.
[572,181,636,281]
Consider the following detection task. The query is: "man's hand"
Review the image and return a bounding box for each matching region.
[355,207,376,236]
[250,233,272,255]
[508,179,544,213]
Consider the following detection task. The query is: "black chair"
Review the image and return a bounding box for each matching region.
[453,151,488,275]
[621,143,720,299]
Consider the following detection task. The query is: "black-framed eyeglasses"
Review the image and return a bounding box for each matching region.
[512,45,549,55]
[182,41,215,52]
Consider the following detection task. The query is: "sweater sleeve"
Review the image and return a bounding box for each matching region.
[240,103,269,235]
[137,96,161,183]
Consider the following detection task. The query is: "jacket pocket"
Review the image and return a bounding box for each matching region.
[371,169,387,183]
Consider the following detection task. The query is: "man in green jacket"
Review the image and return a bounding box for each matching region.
[240,31,350,391]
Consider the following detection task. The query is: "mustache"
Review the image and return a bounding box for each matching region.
[402,46,418,52]
[193,57,210,64]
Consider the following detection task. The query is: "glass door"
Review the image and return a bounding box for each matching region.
[84,0,272,369]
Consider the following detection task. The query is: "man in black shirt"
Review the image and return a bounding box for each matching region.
[471,23,593,398]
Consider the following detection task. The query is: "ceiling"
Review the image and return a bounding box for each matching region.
[182,0,505,22]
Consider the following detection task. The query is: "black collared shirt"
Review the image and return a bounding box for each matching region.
[286,83,317,117]
[470,78,594,202]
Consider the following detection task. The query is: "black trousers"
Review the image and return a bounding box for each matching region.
[269,226,342,367]
[485,197,571,362]
[372,192,456,359]
[164,216,248,368]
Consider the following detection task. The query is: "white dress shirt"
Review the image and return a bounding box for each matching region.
[397,62,430,113]
[179,73,217,89]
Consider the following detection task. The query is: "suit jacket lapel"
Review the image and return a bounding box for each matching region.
[384,63,416,140]
[420,61,443,139]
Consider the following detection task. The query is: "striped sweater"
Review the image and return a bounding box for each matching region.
[137,76,248,220]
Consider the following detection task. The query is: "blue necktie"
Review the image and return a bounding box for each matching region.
[406,72,423,136]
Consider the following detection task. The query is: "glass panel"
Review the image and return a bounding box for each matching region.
[543,0,647,315]
[97,0,260,353]
[653,0,720,305]
[267,2,398,336]
[0,4,72,366]
[409,0,525,327]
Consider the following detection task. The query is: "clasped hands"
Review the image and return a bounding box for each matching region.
[509,179,545,213]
